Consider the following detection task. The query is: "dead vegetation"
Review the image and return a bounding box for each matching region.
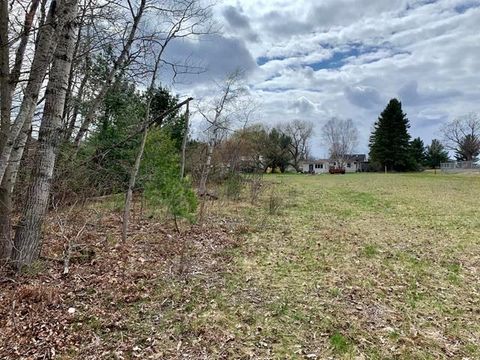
[0,199,241,359]
[1,173,480,359]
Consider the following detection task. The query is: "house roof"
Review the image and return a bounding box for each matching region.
[346,154,367,162]
[301,159,330,164]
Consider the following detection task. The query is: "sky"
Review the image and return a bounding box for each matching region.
[165,0,480,157]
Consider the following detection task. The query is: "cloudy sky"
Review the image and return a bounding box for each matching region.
[167,0,480,157]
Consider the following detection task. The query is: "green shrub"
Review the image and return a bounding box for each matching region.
[224,172,244,200]
[142,129,197,224]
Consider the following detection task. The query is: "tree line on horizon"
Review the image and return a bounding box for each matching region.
[369,98,479,172]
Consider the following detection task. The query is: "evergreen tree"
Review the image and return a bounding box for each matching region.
[142,129,197,224]
[369,99,413,171]
[150,87,186,150]
[455,134,480,161]
[425,139,449,169]
[262,128,292,173]
[410,137,426,169]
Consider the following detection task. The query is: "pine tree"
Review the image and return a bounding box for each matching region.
[410,137,426,169]
[455,134,480,161]
[425,139,449,169]
[369,99,412,172]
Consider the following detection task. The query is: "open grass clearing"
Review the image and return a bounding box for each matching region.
[1,172,479,359]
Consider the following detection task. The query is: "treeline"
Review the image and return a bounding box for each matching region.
[369,99,479,172]
[189,119,314,180]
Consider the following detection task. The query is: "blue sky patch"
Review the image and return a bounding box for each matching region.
[454,1,480,14]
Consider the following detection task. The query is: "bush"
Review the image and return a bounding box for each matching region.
[142,129,197,224]
[223,172,244,200]
[246,173,263,204]
[268,186,283,215]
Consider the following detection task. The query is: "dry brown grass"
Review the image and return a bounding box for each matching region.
[1,172,479,359]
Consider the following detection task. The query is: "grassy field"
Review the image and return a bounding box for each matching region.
[195,172,480,359]
[2,172,480,359]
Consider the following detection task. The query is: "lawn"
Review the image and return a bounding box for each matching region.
[199,172,480,359]
[2,172,479,359]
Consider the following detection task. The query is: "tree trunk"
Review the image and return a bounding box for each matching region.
[0,0,66,185]
[0,182,11,261]
[180,101,190,179]
[64,57,90,141]
[73,0,146,147]
[0,0,11,261]
[122,124,149,241]
[0,121,33,260]
[12,2,78,271]
[199,140,215,195]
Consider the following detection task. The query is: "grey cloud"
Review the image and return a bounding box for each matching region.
[261,10,314,37]
[163,35,257,85]
[345,86,384,109]
[222,6,259,42]
[308,0,407,29]
[223,6,250,29]
[398,80,462,106]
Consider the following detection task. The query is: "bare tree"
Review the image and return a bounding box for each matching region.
[441,113,480,161]
[281,119,314,171]
[72,0,148,147]
[0,0,64,260]
[121,0,214,240]
[0,0,74,185]
[197,69,248,196]
[71,0,215,147]
[322,117,358,167]
[12,0,79,270]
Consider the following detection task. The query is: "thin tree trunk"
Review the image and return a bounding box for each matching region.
[199,139,215,195]
[0,126,27,260]
[7,120,32,189]
[0,0,11,261]
[180,101,190,179]
[10,0,41,92]
[62,2,88,127]
[12,2,78,270]
[122,121,149,241]
[64,56,90,141]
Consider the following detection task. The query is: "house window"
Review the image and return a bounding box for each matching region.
[347,163,351,168]
[315,164,323,169]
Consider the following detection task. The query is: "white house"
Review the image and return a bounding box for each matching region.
[301,154,367,174]
[301,159,330,174]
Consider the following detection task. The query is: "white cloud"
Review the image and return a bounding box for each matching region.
[167,0,480,156]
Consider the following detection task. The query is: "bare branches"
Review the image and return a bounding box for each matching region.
[197,69,250,195]
[322,117,359,166]
[71,0,215,146]
[442,113,480,161]
[280,119,314,171]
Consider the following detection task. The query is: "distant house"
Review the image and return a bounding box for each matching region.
[347,154,368,172]
[301,154,368,174]
[301,159,330,174]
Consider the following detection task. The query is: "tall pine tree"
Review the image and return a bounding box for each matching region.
[369,99,412,172]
